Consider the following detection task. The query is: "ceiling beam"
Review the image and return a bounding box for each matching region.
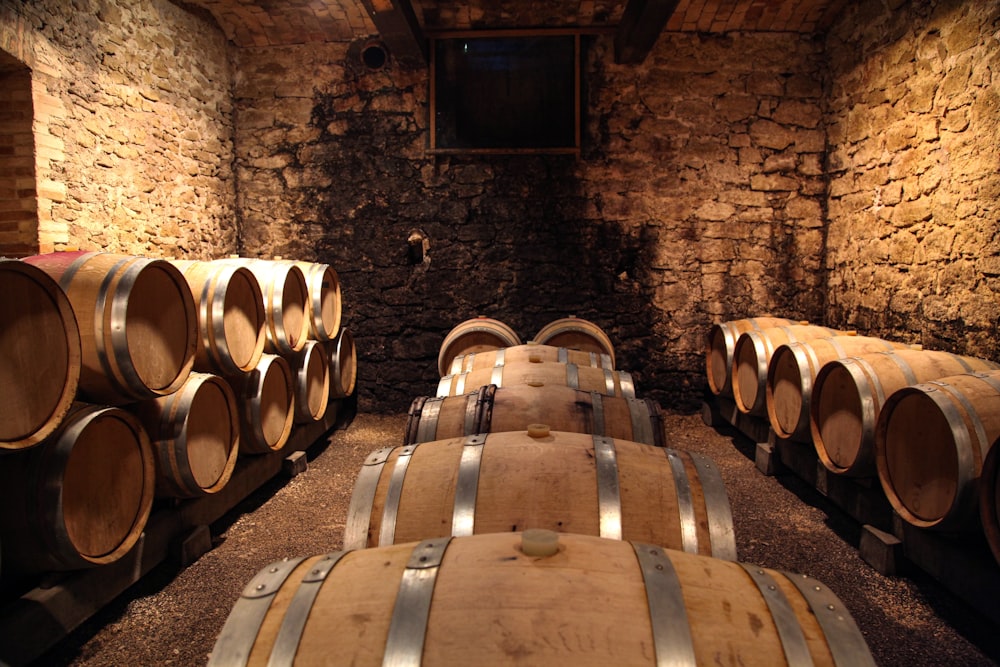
[359,0,427,69]
[614,0,680,64]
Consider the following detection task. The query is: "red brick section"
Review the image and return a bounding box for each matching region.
[664,0,839,32]
[0,66,37,258]
[182,0,375,46]
[178,0,845,48]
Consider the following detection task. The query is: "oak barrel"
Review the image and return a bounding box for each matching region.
[0,403,155,571]
[731,324,845,416]
[766,335,913,441]
[343,428,736,559]
[24,251,198,404]
[288,340,330,424]
[533,316,616,368]
[131,372,240,498]
[406,384,665,447]
[218,258,309,356]
[705,316,801,397]
[0,260,81,450]
[436,360,636,398]
[812,350,1000,477]
[876,370,1000,530]
[446,341,614,375]
[230,353,294,454]
[981,439,1000,565]
[208,532,874,667]
[325,328,357,399]
[171,260,267,376]
[293,260,341,342]
[437,316,521,376]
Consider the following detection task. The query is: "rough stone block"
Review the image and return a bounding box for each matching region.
[751,174,799,191]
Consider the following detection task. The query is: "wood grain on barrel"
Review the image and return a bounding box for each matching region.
[533,316,616,367]
[877,371,1000,530]
[437,316,521,376]
[705,316,799,397]
[350,431,733,557]
[0,261,80,449]
[812,350,999,476]
[215,533,870,666]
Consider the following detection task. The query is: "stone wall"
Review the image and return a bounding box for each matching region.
[824,0,1000,357]
[0,0,236,258]
[234,31,827,413]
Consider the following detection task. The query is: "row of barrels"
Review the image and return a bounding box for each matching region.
[706,315,1000,564]
[0,253,357,574]
[207,315,877,666]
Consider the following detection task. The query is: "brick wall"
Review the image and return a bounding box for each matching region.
[0,61,36,256]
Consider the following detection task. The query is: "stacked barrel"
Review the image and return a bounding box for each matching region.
[706,315,1000,567]
[0,253,355,576]
[208,315,875,665]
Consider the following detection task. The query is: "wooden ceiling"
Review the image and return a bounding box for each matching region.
[175,0,845,63]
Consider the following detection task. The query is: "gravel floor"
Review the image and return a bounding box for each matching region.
[37,410,1000,666]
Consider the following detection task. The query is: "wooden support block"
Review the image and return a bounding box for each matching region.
[860,524,902,575]
[756,441,780,476]
[700,400,722,427]
[283,450,308,477]
[170,525,212,567]
[815,460,829,496]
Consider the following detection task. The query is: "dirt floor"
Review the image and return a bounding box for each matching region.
[37,410,1000,666]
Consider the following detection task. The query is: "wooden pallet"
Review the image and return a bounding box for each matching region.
[0,399,354,667]
[702,395,1000,628]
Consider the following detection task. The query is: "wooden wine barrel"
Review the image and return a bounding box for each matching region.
[437,360,636,398]
[325,328,357,399]
[343,428,736,559]
[217,258,308,356]
[812,350,1000,477]
[731,324,846,416]
[406,384,666,447]
[23,251,198,404]
[293,260,341,342]
[208,532,874,667]
[0,403,155,572]
[981,439,1000,566]
[131,372,240,498]
[437,316,521,377]
[532,316,616,368]
[230,353,294,455]
[876,370,1000,530]
[289,340,330,424]
[171,260,267,376]
[446,341,614,375]
[705,316,802,397]
[1,260,81,450]
[766,335,913,441]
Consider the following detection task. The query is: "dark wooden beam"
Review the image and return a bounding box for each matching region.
[614,0,680,64]
[359,0,427,69]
